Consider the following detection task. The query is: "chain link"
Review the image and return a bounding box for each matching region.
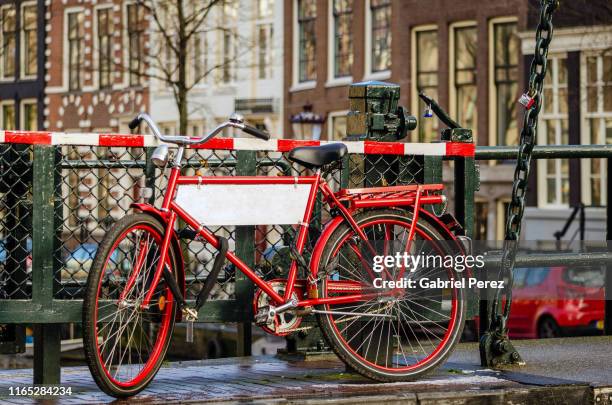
[497,0,559,324]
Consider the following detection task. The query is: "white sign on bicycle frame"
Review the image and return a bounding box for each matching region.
[175,183,312,226]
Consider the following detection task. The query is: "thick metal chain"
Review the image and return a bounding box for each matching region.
[496,0,559,323]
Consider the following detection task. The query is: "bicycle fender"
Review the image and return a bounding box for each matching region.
[130,203,186,318]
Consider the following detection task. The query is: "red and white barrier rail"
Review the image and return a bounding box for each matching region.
[0,130,475,157]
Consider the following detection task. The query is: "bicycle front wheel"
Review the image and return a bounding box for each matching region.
[316,208,466,382]
[83,214,178,398]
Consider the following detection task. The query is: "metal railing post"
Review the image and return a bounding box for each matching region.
[32,145,61,384]
[235,150,255,356]
[454,157,475,238]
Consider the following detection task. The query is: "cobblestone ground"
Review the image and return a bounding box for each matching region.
[0,337,610,404]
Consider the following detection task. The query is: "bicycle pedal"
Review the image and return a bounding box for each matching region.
[255,305,273,326]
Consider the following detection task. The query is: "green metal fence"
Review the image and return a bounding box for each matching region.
[0,141,471,383]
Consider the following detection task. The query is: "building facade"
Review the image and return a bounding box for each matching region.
[44,0,151,234]
[149,0,284,138]
[283,0,612,241]
[0,0,45,131]
[45,0,149,134]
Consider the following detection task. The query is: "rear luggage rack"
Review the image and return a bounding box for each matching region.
[336,184,445,209]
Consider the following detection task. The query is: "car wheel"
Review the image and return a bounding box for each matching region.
[538,317,561,339]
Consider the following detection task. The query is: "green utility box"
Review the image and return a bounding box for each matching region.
[346,81,417,187]
[346,81,416,142]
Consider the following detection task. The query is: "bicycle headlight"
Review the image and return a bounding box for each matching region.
[151,145,169,168]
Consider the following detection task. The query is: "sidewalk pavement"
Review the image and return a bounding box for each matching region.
[0,336,610,404]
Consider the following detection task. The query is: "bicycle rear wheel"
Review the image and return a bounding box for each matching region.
[316,209,466,381]
[83,214,178,398]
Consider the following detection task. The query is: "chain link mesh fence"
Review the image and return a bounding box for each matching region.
[0,144,426,307]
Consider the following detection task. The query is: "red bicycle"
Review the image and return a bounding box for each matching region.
[82,112,467,397]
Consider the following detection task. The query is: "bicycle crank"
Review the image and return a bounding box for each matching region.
[253,280,303,336]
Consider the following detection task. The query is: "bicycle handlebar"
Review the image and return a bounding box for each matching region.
[240,123,270,140]
[418,92,462,130]
[129,112,270,145]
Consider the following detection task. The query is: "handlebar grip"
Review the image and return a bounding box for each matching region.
[242,124,270,141]
[128,116,143,130]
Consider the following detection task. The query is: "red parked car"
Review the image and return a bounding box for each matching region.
[507,266,605,339]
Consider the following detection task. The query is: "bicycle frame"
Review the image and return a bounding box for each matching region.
[134,162,446,311]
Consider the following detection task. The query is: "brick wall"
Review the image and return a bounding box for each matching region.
[45,0,148,132]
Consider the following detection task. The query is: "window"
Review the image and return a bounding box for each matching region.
[97,8,112,88]
[332,0,353,78]
[67,12,84,90]
[539,55,569,207]
[22,4,37,77]
[2,6,16,79]
[414,28,438,142]
[473,200,488,240]
[564,267,604,288]
[453,25,477,137]
[513,268,528,287]
[193,33,204,83]
[220,1,237,83]
[496,199,510,240]
[492,21,519,145]
[127,4,144,86]
[2,103,15,130]
[525,268,549,286]
[222,30,233,83]
[21,101,37,130]
[297,0,316,82]
[329,112,347,140]
[370,0,391,73]
[583,53,612,206]
[258,0,274,19]
[258,24,273,79]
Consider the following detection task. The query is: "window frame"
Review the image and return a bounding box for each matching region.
[257,23,273,80]
[291,0,317,90]
[64,8,85,91]
[20,1,37,80]
[537,53,570,208]
[0,4,17,81]
[94,5,113,89]
[488,17,519,147]
[19,98,38,131]
[411,24,439,142]
[327,110,349,141]
[0,100,15,130]
[581,51,612,207]
[122,0,147,87]
[217,0,238,85]
[326,0,353,86]
[364,0,391,80]
[449,21,478,139]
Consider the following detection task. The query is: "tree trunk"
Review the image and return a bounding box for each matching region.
[176,0,188,136]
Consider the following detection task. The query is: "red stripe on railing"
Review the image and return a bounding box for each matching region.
[446,142,475,157]
[364,141,404,155]
[99,134,144,147]
[192,138,234,150]
[277,139,320,152]
[5,131,52,145]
